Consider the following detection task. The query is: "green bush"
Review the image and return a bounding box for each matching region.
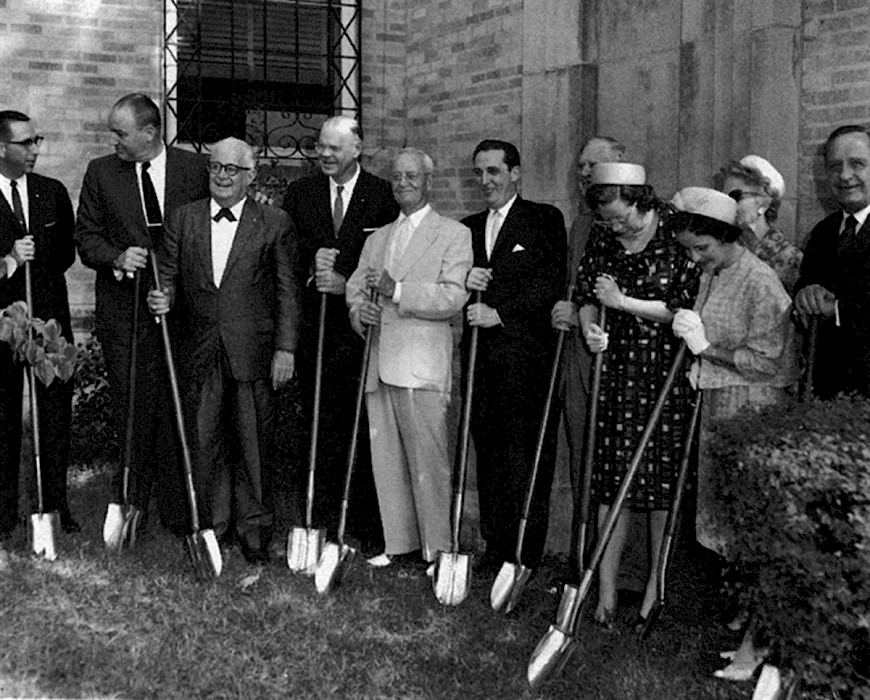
[70,334,118,465]
[708,395,870,697]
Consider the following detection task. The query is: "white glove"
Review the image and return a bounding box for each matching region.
[584,323,609,353]
[672,309,710,355]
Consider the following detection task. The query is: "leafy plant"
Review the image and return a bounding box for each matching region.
[708,395,870,697]
[0,300,78,386]
[70,333,117,465]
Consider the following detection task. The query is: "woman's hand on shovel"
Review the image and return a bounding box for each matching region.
[147,288,171,316]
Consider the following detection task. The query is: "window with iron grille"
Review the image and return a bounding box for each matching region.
[163,0,361,164]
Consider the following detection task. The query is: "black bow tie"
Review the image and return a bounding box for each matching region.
[213,208,236,223]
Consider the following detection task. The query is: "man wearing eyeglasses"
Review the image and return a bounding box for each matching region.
[148,137,298,565]
[0,110,78,544]
[279,116,398,556]
[75,93,209,542]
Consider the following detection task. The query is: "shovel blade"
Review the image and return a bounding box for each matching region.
[314,542,357,595]
[640,601,664,640]
[433,551,471,606]
[527,624,576,690]
[286,527,326,575]
[490,561,515,611]
[103,503,125,552]
[186,529,222,581]
[505,565,533,614]
[30,512,59,561]
[554,583,584,631]
[121,505,142,550]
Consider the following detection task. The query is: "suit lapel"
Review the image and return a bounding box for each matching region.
[490,199,523,262]
[193,201,216,288]
[0,189,25,239]
[220,199,257,284]
[340,171,369,239]
[393,210,438,280]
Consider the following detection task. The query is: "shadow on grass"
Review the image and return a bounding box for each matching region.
[0,469,754,700]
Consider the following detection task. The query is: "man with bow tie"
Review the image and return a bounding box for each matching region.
[75,93,209,539]
[462,139,566,572]
[0,110,78,541]
[347,147,471,570]
[148,137,298,565]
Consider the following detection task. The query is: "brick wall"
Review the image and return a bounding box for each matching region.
[799,0,870,241]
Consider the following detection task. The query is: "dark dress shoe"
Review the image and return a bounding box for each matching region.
[240,542,270,566]
[60,513,82,534]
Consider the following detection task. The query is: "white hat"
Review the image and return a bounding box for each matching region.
[671,187,737,225]
[590,162,646,186]
[740,155,785,198]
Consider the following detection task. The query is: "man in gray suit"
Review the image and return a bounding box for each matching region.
[347,148,471,570]
[148,137,298,564]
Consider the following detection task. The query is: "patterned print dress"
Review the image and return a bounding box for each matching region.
[574,212,700,510]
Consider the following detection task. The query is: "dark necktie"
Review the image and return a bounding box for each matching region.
[838,214,858,254]
[213,207,236,223]
[140,161,162,226]
[332,184,344,235]
[10,180,26,233]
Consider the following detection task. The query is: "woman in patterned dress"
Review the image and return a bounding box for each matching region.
[574,163,699,626]
[670,187,798,682]
[717,155,802,294]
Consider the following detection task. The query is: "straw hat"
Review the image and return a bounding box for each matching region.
[671,187,737,225]
[740,154,785,198]
[590,162,646,186]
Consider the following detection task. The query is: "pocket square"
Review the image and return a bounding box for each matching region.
[512,243,526,253]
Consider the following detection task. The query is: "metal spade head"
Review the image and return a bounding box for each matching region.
[120,505,142,550]
[186,529,222,581]
[30,512,59,562]
[103,503,125,553]
[286,526,326,575]
[527,624,576,690]
[314,541,358,594]
[433,551,472,606]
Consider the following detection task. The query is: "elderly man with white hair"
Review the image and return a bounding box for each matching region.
[347,147,471,572]
[149,137,298,565]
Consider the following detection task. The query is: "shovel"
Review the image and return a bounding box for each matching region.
[433,292,481,606]
[528,342,689,689]
[491,325,566,613]
[150,248,222,580]
[103,269,143,552]
[640,389,702,639]
[315,290,377,594]
[798,316,819,402]
[25,261,60,561]
[287,292,328,574]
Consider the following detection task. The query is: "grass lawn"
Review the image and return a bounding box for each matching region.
[0,465,762,700]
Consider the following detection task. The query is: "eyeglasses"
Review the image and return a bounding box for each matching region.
[208,161,251,177]
[3,135,44,149]
[728,189,763,202]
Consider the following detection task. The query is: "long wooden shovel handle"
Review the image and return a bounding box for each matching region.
[336,288,377,544]
[577,305,607,568]
[24,261,45,514]
[569,341,689,632]
[122,269,141,506]
[305,292,328,528]
[150,249,201,533]
[514,324,567,564]
[799,316,819,402]
[451,291,481,551]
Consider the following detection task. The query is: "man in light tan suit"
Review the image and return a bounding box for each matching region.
[347,148,471,571]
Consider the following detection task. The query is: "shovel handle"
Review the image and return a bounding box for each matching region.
[122,268,141,506]
[150,249,202,533]
[451,291,481,551]
[305,292,328,528]
[24,261,45,515]
[336,288,377,544]
[799,316,819,402]
[577,305,606,568]
[570,341,688,634]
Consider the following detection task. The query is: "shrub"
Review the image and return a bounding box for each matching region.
[70,334,118,465]
[708,395,870,697]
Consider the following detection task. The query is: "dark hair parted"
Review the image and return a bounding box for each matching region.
[113,93,161,131]
[585,183,662,215]
[0,110,31,142]
[719,160,781,224]
[824,124,870,159]
[670,211,742,243]
[472,139,521,169]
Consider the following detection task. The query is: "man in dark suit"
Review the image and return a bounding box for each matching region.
[0,110,78,540]
[280,116,397,553]
[795,125,870,398]
[75,93,209,538]
[149,137,298,564]
[463,139,566,571]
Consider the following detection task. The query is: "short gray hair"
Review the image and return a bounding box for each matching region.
[393,147,434,175]
[211,137,256,168]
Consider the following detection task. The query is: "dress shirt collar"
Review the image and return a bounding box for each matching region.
[330,162,361,201]
[210,197,246,223]
[842,203,870,233]
[489,193,517,221]
[0,173,29,227]
[398,203,431,230]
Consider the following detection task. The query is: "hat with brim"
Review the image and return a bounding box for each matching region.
[590,162,646,186]
[740,154,785,198]
[671,187,737,225]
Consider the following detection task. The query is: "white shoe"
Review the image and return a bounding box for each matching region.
[752,665,782,700]
[366,554,392,568]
